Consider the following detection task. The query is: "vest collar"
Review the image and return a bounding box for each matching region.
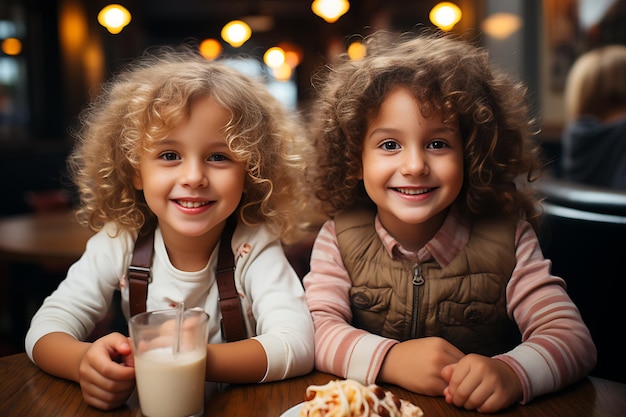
[374,206,470,267]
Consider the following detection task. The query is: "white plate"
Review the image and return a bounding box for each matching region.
[280,402,303,417]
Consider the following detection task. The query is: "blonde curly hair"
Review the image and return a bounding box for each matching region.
[69,46,312,243]
[308,30,545,230]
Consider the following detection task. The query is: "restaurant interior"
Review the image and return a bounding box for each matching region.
[1,0,625,385]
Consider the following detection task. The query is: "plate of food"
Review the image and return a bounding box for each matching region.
[279,379,423,417]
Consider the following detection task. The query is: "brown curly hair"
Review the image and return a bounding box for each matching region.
[69,46,312,243]
[308,30,545,229]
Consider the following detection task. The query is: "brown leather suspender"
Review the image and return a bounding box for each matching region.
[215,217,247,342]
[128,223,154,318]
[128,217,246,342]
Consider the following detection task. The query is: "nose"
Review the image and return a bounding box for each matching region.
[401,148,429,176]
[181,160,209,188]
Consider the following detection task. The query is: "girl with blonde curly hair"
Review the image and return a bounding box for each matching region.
[26,46,314,410]
[303,31,595,413]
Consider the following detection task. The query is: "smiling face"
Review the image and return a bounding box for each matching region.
[132,96,246,246]
[361,86,464,250]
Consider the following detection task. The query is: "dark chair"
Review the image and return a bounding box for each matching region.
[535,176,626,383]
[284,233,316,281]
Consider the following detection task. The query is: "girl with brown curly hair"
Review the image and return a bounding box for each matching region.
[303,31,595,413]
[25,46,314,410]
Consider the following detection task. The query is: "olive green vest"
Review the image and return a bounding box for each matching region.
[335,209,520,356]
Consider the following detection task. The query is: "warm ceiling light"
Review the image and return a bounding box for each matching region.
[429,2,462,31]
[221,20,252,48]
[199,38,223,60]
[481,13,522,39]
[1,38,22,55]
[312,0,350,23]
[97,4,132,34]
[347,41,366,61]
[278,42,303,68]
[264,47,286,69]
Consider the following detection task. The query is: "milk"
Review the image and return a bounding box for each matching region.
[134,347,206,417]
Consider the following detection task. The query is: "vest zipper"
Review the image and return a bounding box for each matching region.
[411,264,424,338]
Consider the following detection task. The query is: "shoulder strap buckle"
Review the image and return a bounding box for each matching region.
[127,216,247,342]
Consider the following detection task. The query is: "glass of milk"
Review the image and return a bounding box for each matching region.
[129,307,209,417]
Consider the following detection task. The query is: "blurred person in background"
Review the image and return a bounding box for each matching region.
[561,44,626,189]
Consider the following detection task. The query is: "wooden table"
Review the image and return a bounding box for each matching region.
[0,210,93,264]
[0,211,94,355]
[1,352,625,417]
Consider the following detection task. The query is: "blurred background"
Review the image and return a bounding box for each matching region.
[1,0,625,360]
[0,0,625,215]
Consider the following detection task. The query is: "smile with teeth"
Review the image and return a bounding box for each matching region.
[176,200,210,208]
[395,187,433,195]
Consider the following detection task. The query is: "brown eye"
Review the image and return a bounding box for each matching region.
[381,140,400,151]
[208,153,229,162]
[159,151,179,161]
[427,139,448,149]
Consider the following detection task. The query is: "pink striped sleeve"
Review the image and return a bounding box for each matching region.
[494,220,597,403]
[303,220,397,384]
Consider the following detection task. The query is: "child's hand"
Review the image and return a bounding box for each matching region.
[441,354,522,413]
[378,337,464,396]
[77,332,136,410]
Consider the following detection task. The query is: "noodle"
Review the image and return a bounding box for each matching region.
[299,379,423,417]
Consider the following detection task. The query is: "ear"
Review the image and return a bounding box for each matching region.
[132,171,143,190]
